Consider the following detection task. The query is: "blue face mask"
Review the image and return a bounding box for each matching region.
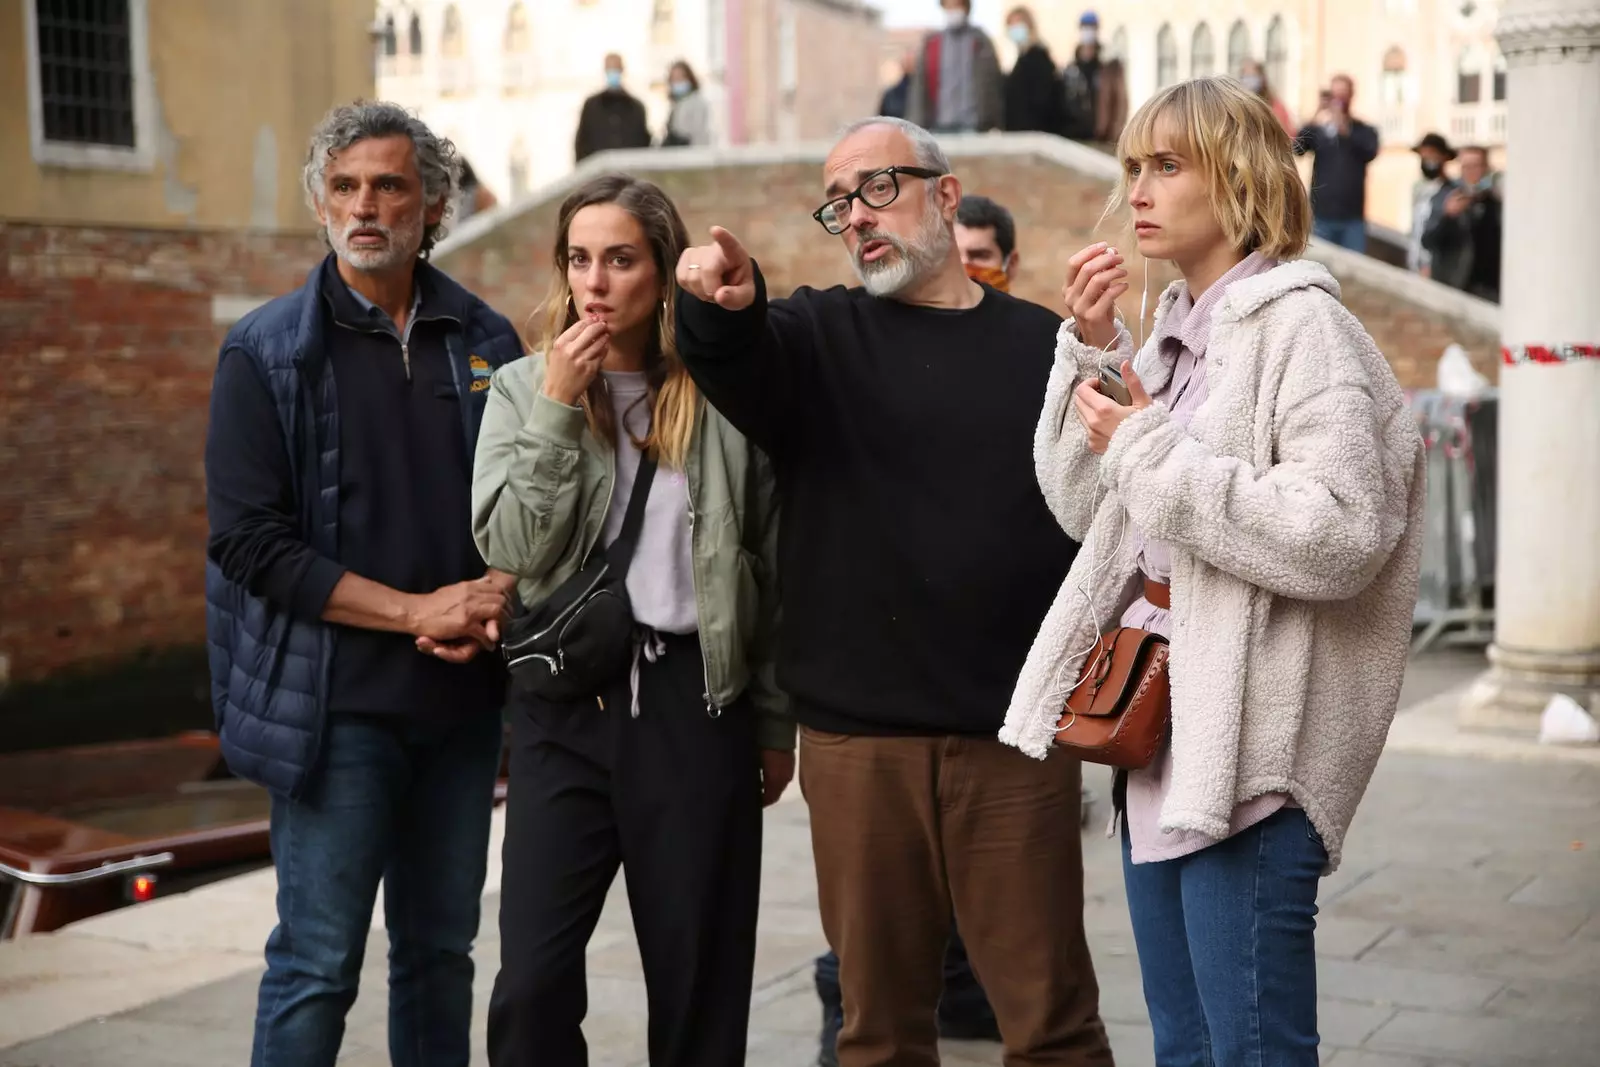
[604,70,622,89]
[670,79,692,99]
[1007,23,1031,46]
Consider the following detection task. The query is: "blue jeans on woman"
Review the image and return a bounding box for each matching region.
[1121,806,1327,1067]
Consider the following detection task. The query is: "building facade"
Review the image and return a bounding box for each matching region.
[0,0,375,688]
[2,0,375,232]
[1019,0,1508,233]
[375,0,885,204]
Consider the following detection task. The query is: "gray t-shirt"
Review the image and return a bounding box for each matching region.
[599,371,698,634]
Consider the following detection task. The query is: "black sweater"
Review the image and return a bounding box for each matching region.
[676,267,1078,736]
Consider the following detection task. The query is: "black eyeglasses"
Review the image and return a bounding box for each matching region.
[811,166,945,235]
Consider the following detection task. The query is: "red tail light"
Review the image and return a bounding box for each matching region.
[127,873,158,903]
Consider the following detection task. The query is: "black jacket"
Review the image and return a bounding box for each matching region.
[1005,44,1065,134]
[575,88,652,162]
[1424,184,1503,301]
[1295,118,1381,221]
[204,256,522,797]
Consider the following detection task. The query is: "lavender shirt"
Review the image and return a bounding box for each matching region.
[1118,252,1295,864]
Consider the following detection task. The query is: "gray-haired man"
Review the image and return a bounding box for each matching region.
[204,101,522,1067]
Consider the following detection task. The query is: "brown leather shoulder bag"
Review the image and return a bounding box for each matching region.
[1053,582,1171,769]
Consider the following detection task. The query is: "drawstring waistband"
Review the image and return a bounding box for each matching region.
[629,628,666,719]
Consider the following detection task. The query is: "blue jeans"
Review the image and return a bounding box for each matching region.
[1121,807,1327,1067]
[251,711,503,1067]
[1312,217,1367,253]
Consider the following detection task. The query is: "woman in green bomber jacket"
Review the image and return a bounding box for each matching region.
[472,173,793,1067]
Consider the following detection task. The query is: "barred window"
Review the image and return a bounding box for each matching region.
[34,0,136,148]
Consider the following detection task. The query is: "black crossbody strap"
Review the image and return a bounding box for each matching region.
[602,451,659,581]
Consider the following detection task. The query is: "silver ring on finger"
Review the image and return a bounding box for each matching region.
[687,264,702,271]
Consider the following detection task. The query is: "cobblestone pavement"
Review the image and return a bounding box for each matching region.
[3,659,1597,1067]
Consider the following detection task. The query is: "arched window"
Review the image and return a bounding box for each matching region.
[1457,46,1483,103]
[407,11,423,55]
[1191,24,1215,78]
[441,5,464,58]
[382,14,398,56]
[1380,46,1407,106]
[1156,24,1178,88]
[504,3,529,54]
[1264,16,1288,96]
[1110,26,1128,63]
[1227,20,1251,77]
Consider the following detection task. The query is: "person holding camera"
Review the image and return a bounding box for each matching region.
[1295,74,1380,252]
[472,173,793,1067]
[1002,77,1425,1065]
[1423,145,1503,302]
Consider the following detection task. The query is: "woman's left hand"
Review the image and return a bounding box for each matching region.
[1073,360,1153,455]
[760,748,796,807]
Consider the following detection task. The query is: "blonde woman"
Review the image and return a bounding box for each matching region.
[473,173,792,1067]
[1001,78,1425,1064]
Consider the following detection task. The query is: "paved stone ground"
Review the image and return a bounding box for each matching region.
[4,653,1598,1067]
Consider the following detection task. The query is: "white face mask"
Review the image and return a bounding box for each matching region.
[944,8,968,29]
[1079,27,1098,45]
[1241,73,1265,93]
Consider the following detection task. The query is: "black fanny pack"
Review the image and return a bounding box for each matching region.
[501,454,657,701]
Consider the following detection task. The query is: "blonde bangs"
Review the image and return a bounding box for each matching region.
[1106,77,1310,260]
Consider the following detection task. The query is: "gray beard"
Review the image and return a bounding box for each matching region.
[329,214,423,273]
[852,202,953,298]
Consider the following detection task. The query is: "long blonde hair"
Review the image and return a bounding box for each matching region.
[537,173,699,468]
[1106,76,1310,260]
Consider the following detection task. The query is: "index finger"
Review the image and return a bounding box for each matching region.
[709,226,746,261]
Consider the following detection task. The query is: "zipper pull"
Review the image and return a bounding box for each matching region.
[401,342,412,381]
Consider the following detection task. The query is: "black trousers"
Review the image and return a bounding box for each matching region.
[487,632,763,1067]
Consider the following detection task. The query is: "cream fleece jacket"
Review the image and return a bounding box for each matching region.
[998,260,1425,872]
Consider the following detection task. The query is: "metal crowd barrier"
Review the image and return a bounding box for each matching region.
[1407,389,1497,652]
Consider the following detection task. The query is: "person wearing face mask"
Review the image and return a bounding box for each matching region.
[575,53,652,163]
[955,194,1021,290]
[1003,6,1066,134]
[1238,57,1295,136]
[1062,11,1128,145]
[1408,132,1461,279]
[476,173,792,1067]
[661,60,712,148]
[907,0,1004,133]
[1006,76,1423,1067]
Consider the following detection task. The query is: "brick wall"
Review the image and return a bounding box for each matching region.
[0,140,1500,686]
[0,224,325,684]
[438,149,1502,389]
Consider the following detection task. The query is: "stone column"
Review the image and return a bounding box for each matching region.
[1461,0,1600,733]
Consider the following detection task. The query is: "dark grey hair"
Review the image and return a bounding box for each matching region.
[302,100,461,256]
[836,116,952,174]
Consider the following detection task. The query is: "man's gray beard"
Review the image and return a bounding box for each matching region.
[329,214,424,273]
[852,202,953,298]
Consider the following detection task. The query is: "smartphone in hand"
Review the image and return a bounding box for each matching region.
[1098,365,1133,406]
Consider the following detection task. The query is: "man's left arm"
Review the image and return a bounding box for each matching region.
[1350,119,1380,163]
